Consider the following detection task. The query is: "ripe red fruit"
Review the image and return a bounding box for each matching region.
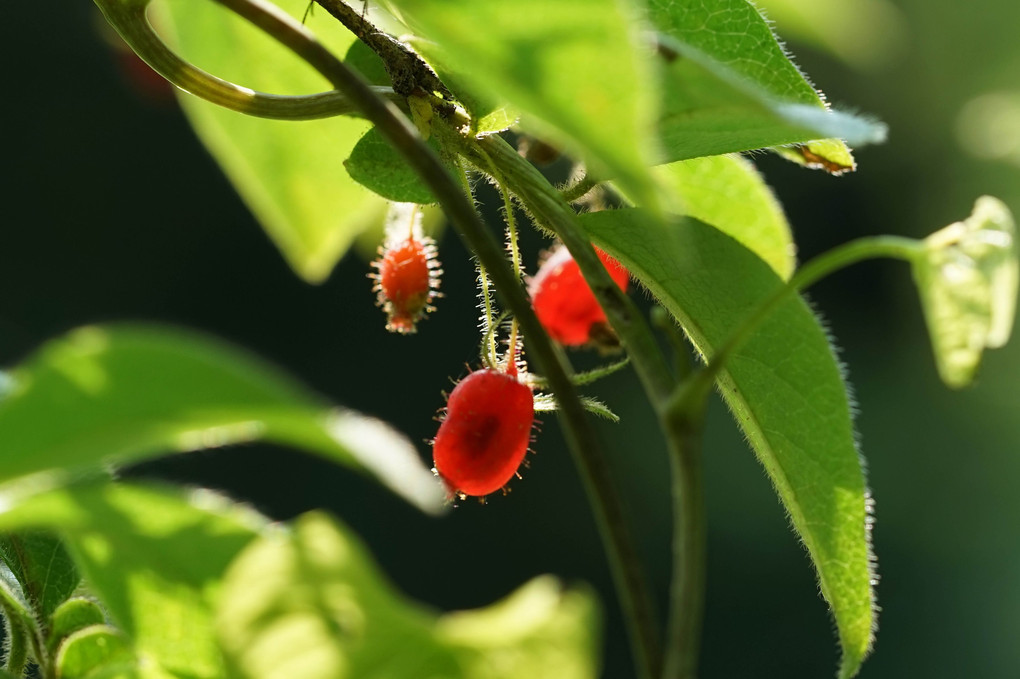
[432,368,535,498]
[372,235,440,334]
[529,245,629,346]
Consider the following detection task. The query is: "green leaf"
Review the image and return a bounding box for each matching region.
[0,531,79,619]
[580,209,874,678]
[216,510,456,679]
[0,324,445,514]
[0,481,265,679]
[913,196,1018,388]
[648,0,885,171]
[436,576,600,679]
[48,597,108,655]
[54,625,134,679]
[152,0,388,283]
[344,127,438,203]
[644,155,796,279]
[344,39,391,87]
[216,511,599,679]
[384,0,660,206]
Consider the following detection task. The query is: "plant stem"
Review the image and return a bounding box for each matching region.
[92,0,401,119]
[466,135,677,403]
[199,2,662,677]
[689,235,922,399]
[458,133,708,679]
[661,406,705,679]
[560,172,601,203]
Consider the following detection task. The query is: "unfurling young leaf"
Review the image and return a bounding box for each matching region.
[913,196,1018,387]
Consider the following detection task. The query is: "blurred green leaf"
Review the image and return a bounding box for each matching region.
[54,625,134,679]
[0,532,79,619]
[649,155,796,279]
[436,576,599,679]
[216,511,599,679]
[344,127,439,203]
[0,324,445,513]
[914,196,1018,388]
[0,481,265,679]
[384,0,660,206]
[649,0,884,171]
[49,597,108,655]
[581,209,873,679]
[152,0,388,283]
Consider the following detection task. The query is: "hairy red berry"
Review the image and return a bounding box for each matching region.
[433,368,535,498]
[372,235,440,334]
[529,245,629,346]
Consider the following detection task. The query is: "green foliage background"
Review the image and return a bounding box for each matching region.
[6,0,1020,676]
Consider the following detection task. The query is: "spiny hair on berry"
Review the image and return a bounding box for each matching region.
[370,203,442,335]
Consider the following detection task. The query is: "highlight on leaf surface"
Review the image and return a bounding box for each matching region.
[148,0,390,283]
[0,324,446,514]
[913,196,1018,388]
[214,511,599,679]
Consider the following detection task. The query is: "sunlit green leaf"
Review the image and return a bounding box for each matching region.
[650,155,795,279]
[384,0,660,206]
[436,576,600,679]
[0,532,79,620]
[216,511,599,679]
[151,0,388,283]
[581,209,873,679]
[54,625,134,679]
[913,196,1018,388]
[48,597,108,655]
[0,481,265,679]
[0,325,445,514]
[648,0,884,171]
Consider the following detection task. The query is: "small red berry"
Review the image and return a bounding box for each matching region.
[432,368,535,498]
[372,235,441,334]
[528,245,629,346]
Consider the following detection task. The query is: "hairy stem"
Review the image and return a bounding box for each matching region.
[464,135,676,403]
[196,1,662,677]
[658,378,708,679]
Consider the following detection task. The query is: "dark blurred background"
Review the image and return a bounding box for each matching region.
[6,0,1019,676]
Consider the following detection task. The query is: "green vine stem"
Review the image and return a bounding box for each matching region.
[680,235,924,412]
[0,588,38,678]
[121,1,667,677]
[93,0,402,119]
[451,131,712,679]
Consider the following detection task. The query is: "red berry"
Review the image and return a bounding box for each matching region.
[433,368,535,498]
[528,245,629,346]
[372,235,441,334]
